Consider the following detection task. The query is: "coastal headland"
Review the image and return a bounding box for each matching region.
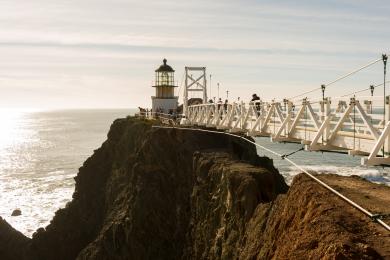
[0,117,389,259]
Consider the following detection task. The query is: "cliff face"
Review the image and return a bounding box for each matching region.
[0,117,387,259]
[71,119,286,260]
[184,152,286,259]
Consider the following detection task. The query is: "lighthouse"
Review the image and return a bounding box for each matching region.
[151,59,178,114]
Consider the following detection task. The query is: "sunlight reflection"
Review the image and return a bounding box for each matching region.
[0,109,24,151]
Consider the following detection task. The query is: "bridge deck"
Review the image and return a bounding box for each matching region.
[183,96,390,166]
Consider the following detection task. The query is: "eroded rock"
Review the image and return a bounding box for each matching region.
[11,209,21,217]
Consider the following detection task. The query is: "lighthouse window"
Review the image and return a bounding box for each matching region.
[156,71,174,86]
[161,72,169,85]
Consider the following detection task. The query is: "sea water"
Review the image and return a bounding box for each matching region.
[0,109,389,237]
[0,109,135,237]
[254,138,390,185]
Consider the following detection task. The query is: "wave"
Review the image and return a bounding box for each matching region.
[279,164,390,186]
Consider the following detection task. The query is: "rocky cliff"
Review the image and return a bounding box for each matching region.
[0,117,388,259]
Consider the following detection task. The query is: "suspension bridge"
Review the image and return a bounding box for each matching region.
[177,54,390,166]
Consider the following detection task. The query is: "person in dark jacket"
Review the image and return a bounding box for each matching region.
[224,99,228,112]
[251,94,261,115]
[251,94,260,102]
[217,98,223,110]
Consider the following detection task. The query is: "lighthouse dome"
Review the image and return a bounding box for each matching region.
[155,58,175,72]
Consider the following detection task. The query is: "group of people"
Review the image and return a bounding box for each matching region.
[140,93,261,119]
[138,107,177,118]
[207,93,261,108]
[206,93,261,116]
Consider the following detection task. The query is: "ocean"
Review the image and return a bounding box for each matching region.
[0,109,389,237]
[0,109,136,237]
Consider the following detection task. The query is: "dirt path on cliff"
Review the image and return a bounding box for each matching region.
[316,174,390,258]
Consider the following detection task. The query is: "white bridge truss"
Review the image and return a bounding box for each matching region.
[183,96,390,166]
[183,67,207,116]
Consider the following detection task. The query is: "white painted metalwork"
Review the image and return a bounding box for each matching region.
[184,96,390,166]
[183,67,207,117]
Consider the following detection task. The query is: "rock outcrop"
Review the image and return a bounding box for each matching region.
[0,117,388,259]
[0,217,30,259]
[11,209,21,217]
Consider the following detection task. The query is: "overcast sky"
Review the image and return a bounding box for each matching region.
[0,0,389,109]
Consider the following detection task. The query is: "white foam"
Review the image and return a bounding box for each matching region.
[279,164,390,186]
[0,177,74,238]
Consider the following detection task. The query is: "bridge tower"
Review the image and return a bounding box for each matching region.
[183,67,207,118]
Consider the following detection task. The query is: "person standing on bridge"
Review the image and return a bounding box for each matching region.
[251,94,261,115]
[217,98,223,119]
[224,99,228,112]
[251,93,260,102]
[217,98,223,110]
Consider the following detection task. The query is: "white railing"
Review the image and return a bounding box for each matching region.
[184,96,390,166]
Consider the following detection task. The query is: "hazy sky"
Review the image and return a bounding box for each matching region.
[0,0,389,109]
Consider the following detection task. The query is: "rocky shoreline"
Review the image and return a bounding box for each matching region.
[0,117,389,259]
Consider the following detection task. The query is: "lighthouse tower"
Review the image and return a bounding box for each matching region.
[151,59,178,114]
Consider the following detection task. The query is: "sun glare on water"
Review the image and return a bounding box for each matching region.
[0,109,25,151]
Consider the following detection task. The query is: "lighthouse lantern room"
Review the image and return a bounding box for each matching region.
[151,59,178,114]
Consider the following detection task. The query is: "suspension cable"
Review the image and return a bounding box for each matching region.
[341,87,374,98]
[281,147,304,159]
[152,125,390,232]
[304,100,308,140]
[339,80,390,98]
[289,87,321,100]
[382,54,387,158]
[353,97,356,151]
[324,58,382,88]
[287,57,382,102]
